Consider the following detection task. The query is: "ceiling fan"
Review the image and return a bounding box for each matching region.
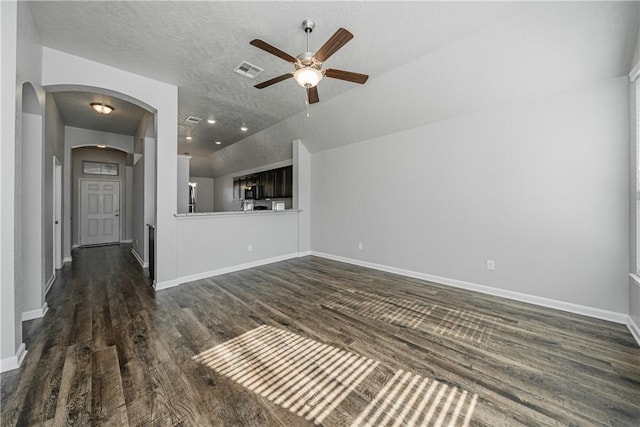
[250,19,369,105]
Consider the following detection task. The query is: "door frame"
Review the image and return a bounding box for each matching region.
[53,157,63,269]
[78,178,122,246]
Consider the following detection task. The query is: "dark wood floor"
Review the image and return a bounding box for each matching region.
[1,244,639,426]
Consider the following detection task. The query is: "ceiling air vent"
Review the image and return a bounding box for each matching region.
[185,116,202,124]
[234,61,264,79]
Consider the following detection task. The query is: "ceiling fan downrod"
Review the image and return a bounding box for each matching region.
[302,19,315,54]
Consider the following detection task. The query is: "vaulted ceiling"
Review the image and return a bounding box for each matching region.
[29,1,530,154]
[27,1,640,177]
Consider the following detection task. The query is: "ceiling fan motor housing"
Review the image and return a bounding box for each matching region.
[302,19,315,33]
[296,52,321,68]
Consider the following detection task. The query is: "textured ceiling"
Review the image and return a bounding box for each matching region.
[28,1,529,157]
[51,91,146,136]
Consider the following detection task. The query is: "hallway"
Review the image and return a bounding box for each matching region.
[1,245,639,426]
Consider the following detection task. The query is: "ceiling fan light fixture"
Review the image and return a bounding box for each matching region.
[294,67,323,88]
[91,103,114,114]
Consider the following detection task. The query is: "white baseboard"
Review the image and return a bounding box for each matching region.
[156,252,300,291]
[0,343,27,373]
[628,316,640,346]
[63,256,72,263]
[120,239,133,243]
[44,273,56,295]
[22,302,49,322]
[297,250,312,257]
[131,248,148,269]
[310,251,627,325]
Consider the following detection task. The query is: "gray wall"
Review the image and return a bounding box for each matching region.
[189,177,214,212]
[177,155,190,214]
[20,110,43,314]
[311,77,629,315]
[132,155,145,261]
[43,93,64,287]
[131,113,156,266]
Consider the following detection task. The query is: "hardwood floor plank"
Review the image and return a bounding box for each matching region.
[91,346,128,425]
[2,245,639,426]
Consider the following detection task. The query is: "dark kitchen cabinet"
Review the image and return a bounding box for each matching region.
[233,165,292,200]
[283,166,292,197]
[260,169,275,198]
[273,168,284,198]
[233,178,240,200]
[271,166,292,198]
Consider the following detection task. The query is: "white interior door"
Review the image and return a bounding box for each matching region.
[80,180,120,246]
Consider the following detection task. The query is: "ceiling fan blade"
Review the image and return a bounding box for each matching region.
[254,73,293,89]
[324,69,369,84]
[250,39,299,64]
[307,86,319,104]
[313,28,353,62]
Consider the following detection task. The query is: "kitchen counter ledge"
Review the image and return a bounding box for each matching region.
[174,209,300,219]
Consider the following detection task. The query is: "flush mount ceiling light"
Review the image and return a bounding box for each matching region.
[91,103,114,114]
[207,119,216,124]
[214,141,222,145]
[240,126,248,132]
[186,136,192,140]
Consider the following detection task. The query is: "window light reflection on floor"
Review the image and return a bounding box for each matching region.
[193,325,379,424]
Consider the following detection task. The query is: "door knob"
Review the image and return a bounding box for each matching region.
[54,221,59,224]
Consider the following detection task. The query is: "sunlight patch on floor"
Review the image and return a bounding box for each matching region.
[193,325,379,424]
[323,289,436,329]
[323,288,501,345]
[351,370,478,427]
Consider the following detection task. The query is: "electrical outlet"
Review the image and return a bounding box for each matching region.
[486,259,495,271]
[248,244,253,252]
[358,242,363,250]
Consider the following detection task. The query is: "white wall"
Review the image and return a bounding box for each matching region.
[0,0,21,372]
[20,112,44,315]
[189,177,214,212]
[132,154,145,263]
[65,126,133,152]
[294,140,311,253]
[630,280,640,343]
[312,77,629,317]
[131,112,155,268]
[144,137,156,264]
[125,165,133,241]
[44,93,65,277]
[177,155,190,214]
[171,212,299,286]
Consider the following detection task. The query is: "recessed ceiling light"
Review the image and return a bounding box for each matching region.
[214,141,222,145]
[240,126,248,132]
[207,119,216,124]
[186,136,192,140]
[97,144,106,148]
[91,103,114,114]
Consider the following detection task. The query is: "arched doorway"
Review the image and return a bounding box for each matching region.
[44,85,157,282]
